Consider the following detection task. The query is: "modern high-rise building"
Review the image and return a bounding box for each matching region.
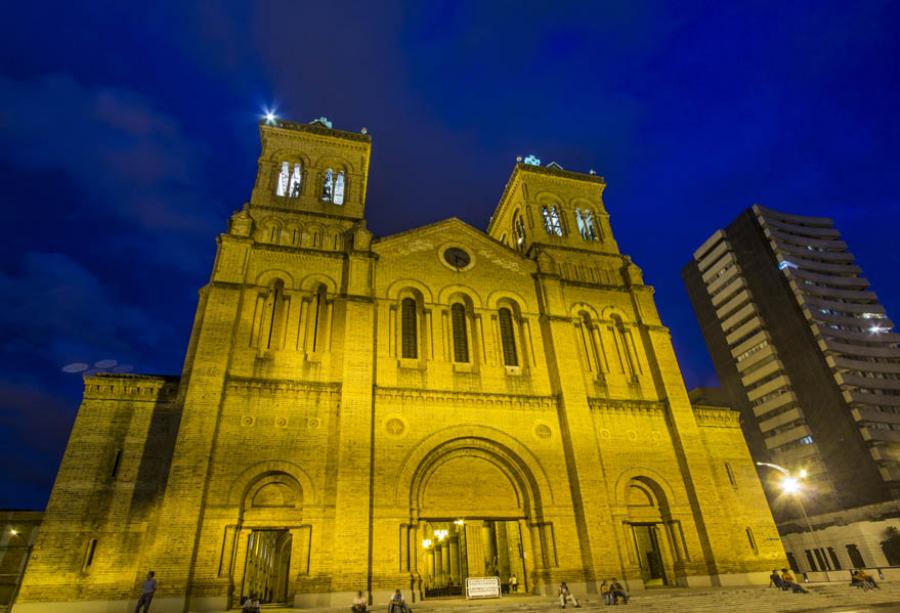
[683,205,900,571]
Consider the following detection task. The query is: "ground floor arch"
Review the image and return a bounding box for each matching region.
[404,437,549,598]
[622,476,680,587]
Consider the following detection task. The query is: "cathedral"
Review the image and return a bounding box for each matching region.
[16,117,785,612]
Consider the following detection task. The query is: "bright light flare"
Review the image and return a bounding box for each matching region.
[798,469,808,479]
[869,325,888,335]
[434,529,449,542]
[9,529,19,536]
[781,476,802,494]
[263,109,278,124]
[422,538,432,549]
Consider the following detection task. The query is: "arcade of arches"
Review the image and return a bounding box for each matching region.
[16,117,787,613]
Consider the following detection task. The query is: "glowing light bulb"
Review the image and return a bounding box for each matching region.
[263,110,278,124]
[781,476,801,494]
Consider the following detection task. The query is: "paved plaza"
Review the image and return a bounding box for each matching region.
[228,582,900,613]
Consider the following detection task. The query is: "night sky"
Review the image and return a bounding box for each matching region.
[2,2,899,510]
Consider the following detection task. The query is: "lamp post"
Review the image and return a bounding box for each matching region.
[756,461,831,581]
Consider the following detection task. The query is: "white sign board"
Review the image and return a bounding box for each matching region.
[465,576,501,599]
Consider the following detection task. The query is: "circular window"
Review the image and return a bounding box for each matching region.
[443,247,471,270]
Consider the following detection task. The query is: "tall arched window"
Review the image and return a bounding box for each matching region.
[576,208,598,240]
[266,280,287,350]
[276,161,290,196]
[311,285,327,352]
[333,171,345,205]
[498,307,518,366]
[451,303,469,363]
[542,205,563,236]
[401,298,418,359]
[513,212,526,250]
[289,163,302,197]
[578,312,601,372]
[321,169,334,201]
[611,315,636,377]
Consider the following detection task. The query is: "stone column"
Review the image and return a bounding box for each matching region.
[440,542,450,586]
[449,537,460,583]
[496,522,511,581]
[465,521,485,577]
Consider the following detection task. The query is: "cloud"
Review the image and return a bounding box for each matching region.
[0,74,223,265]
[0,251,167,369]
[0,381,75,509]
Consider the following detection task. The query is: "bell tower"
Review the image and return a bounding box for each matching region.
[249,116,372,220]
[488,157,619,256]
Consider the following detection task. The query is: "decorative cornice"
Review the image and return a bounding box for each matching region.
[376,386,558,411]
[83,374,180,402]
[261,119,371,144]
[693,407,742,428]
[226,376,341,396]
[588,398,666,415]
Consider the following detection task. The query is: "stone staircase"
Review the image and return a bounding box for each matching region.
[239,581,900,613]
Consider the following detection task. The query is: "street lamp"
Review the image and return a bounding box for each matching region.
[756,462,831,581]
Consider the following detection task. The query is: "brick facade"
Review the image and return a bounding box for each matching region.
[16,118,785,612]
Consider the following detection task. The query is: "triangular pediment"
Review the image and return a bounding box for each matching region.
[373,217,534,274]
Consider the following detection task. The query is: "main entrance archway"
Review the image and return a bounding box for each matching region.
[408,438,543,598]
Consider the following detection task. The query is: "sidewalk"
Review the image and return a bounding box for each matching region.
[224,582,900,613]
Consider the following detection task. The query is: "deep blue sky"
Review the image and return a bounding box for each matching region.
[1,2,898,509]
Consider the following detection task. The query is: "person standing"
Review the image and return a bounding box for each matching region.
[134,571,157,613]
[509,575,518,593]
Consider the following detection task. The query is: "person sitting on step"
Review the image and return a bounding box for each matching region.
[857,569,879,590]
[780,568,808,594]
[558,582,580,608]
[388,589,409,613]
[769,569,787,590]
[610,579,629,605]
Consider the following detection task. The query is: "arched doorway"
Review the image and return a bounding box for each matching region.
[409,440,542,598]
[236,473,303,605]
[624,477,674,587]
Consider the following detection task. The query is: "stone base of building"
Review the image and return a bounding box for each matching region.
[13,596,184,613]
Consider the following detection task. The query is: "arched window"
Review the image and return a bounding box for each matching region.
[333,171,345,205]
[276,161,290,196]
[320,168,346,204]
[578,312,601,372]
[311,285,327,352]
[498,307,518,366]
[576,208,598,240]
[451,303,469,363]
[266,280,287,350]
[321,169,334,201]
[611,315,636,377]
[401,297,418,359]
[542,205,563,236]
[513,212,526,250]
[289,163,302,197]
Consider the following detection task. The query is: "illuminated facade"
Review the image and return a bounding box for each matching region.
[17,118,784,612]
